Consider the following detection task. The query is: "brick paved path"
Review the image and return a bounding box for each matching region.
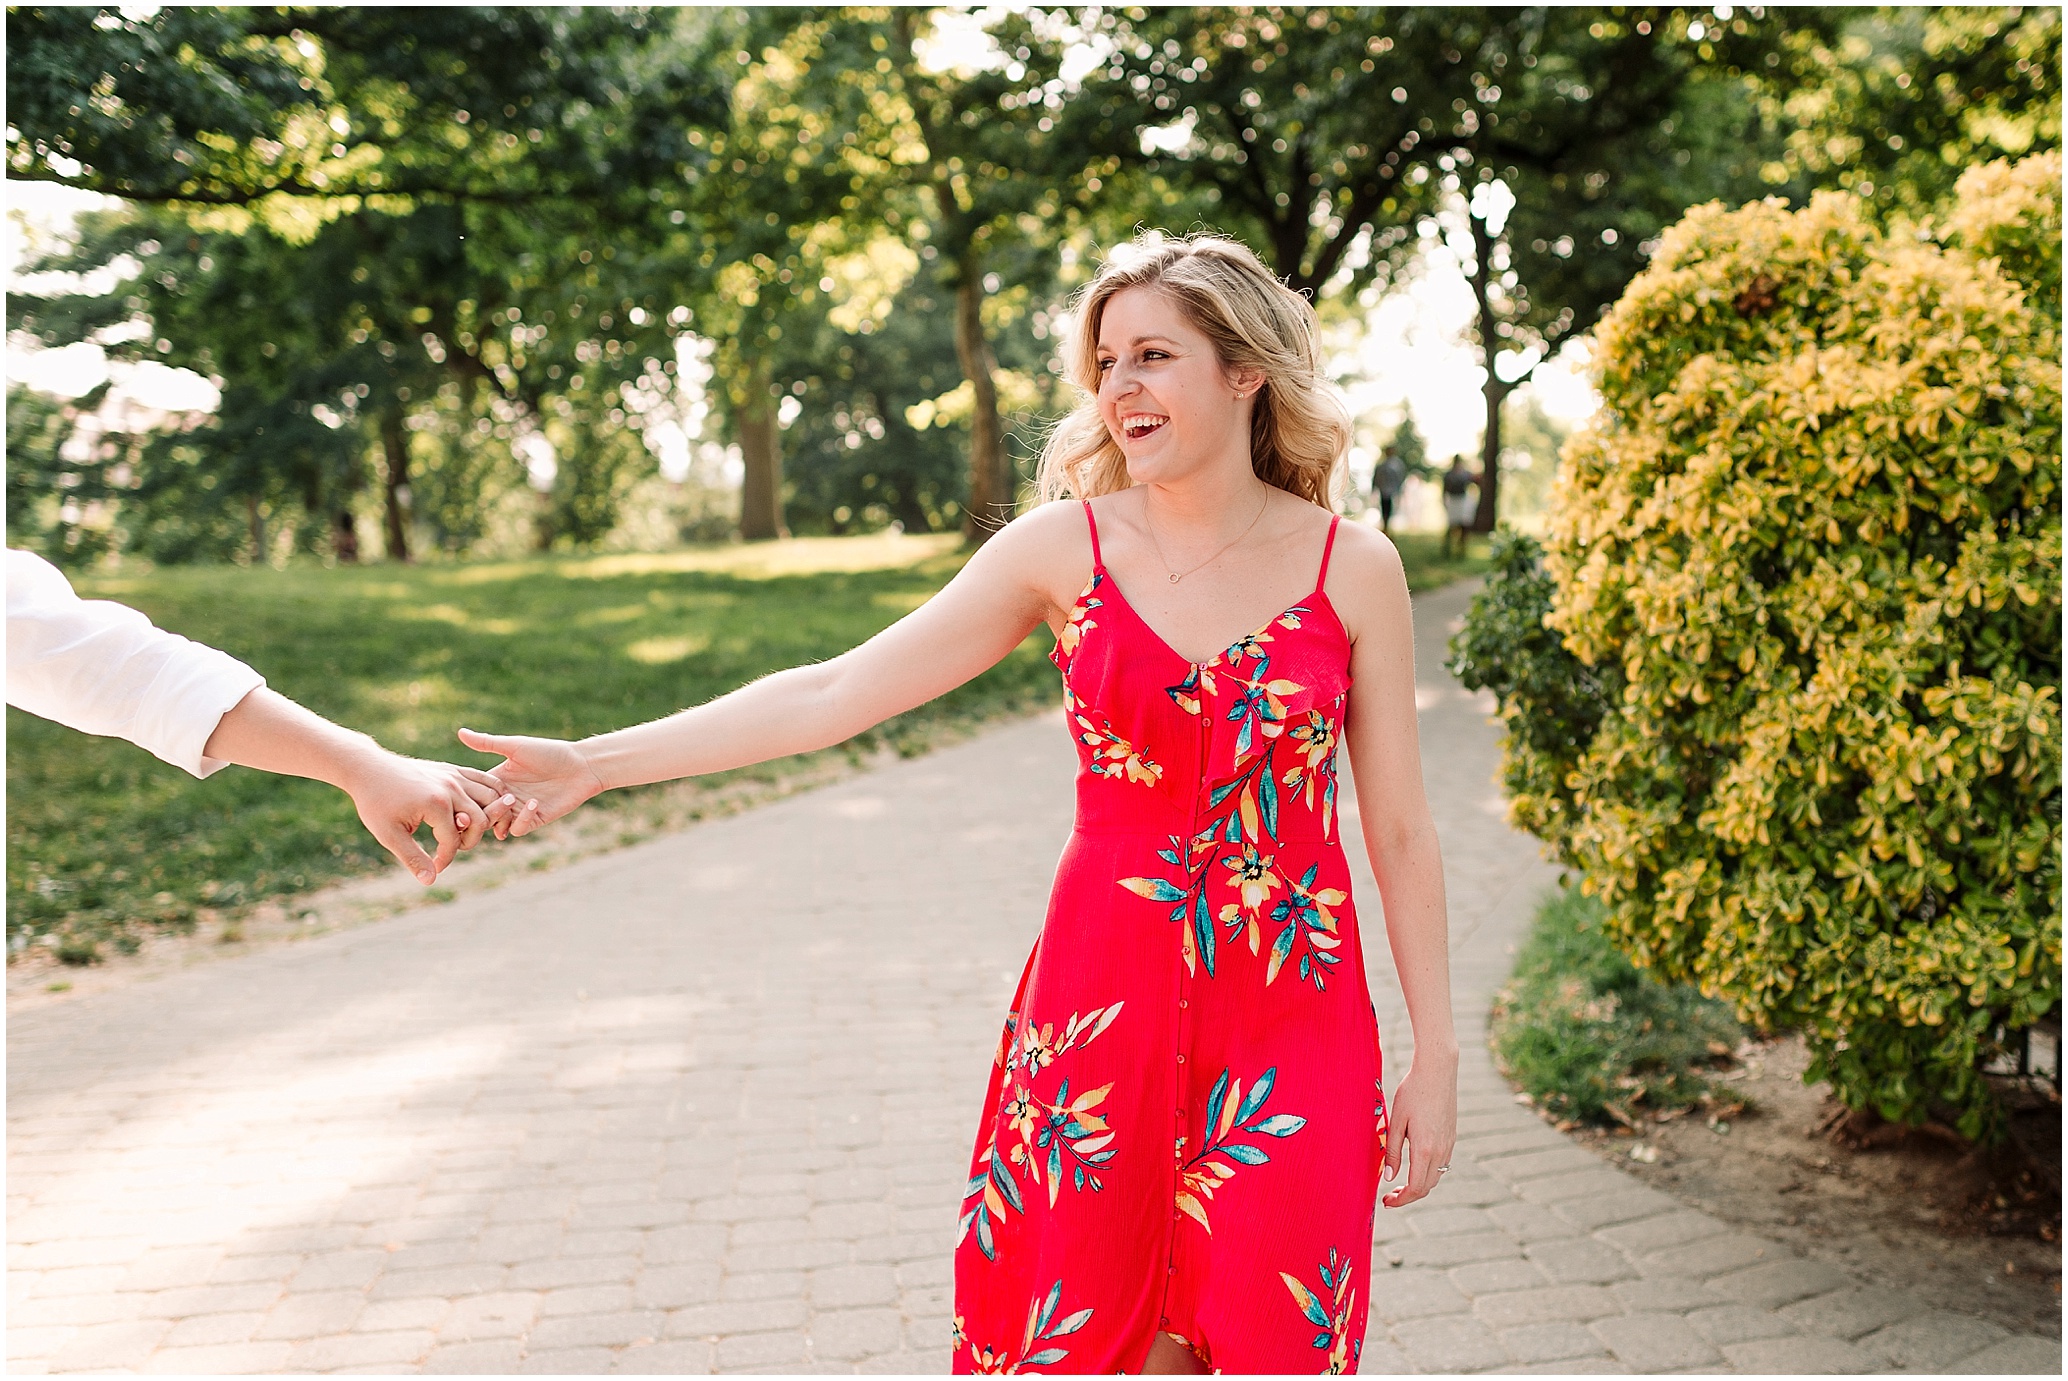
[8,579,2060,1374]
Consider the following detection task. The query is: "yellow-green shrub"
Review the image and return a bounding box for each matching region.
[1531,155,2061,1140]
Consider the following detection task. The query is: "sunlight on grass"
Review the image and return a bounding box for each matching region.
[625,634,712,665]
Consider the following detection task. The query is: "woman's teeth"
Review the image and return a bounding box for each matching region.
[1123,416,1168,439]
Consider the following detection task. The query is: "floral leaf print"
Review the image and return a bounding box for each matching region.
[1282,1247,1361,1374]
[1264,862,1350,990]
[1164,662,1218,716]
[1054,576,1103,664]
[964,1278,1093,1373]
[1281,708,1342,837]
[1066,687,1164,786]
[963,1002,1127,1255]
[1175,1065,1308,1233]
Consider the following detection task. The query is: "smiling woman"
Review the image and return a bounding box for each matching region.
[455,231,1460,1377]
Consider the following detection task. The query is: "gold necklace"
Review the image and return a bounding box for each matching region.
[1144,487,1271,584]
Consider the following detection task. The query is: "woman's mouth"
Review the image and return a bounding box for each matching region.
[1122,414,1168,441]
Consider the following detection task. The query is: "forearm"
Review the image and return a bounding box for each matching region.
[1366,813,1459,1066]
[577,659,870,792]
[202,687,392,794]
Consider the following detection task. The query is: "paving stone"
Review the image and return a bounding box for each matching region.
[1590,1312,1723,1370]
[1607,1276,1723,1313]
[1392,1314,1512,1372]
[715,1328,811,1369]
[1394,1232,1527,1269]
[286,1329,438,1370]
[437,1291,541,1342]
[808,1307,904,1360]
[1522,1237,1636,1284]
[807,1262,898,1308]
[1550,1186,1683,1232]
[255,1289,367,1339]
[518,1345,618,1373]
[1473,1285,1620,1329]
[357,1296,451,1333]
[1778,1285,1922,1340]
[1720,1333,1878,1373]
[664,1298,808,1338]
[1707,1257,1851,1309]
[161,1310,269,1347]
[1367,1266,1471,1321]
[613,1339,718,1374]
[1498,1321,1609,1364]
[1944,1336,2063,1375]
[1684,1303,1802,1345]
[1593,1210,1727,1255]
[1641,1232,1774,1279]
[420,1339,527,1372]
[526,1308,665,1349]
[44,1318,172,1372]
[1513,1169,1634,1205]
[1402,1205,1498,1239]
[1484,1202,1580,1244]
[1448,1258,1550,1295]
[1855,1311,2012,1371]
[1492,1357,1631,1374]
[1478,1146,1607,1183]
[139,1340,295,1372]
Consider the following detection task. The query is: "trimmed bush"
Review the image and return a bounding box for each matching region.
[1468,155,2062,1141]
[1490,885,1745,1128]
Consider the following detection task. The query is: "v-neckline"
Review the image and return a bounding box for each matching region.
[1090,564,1339,669]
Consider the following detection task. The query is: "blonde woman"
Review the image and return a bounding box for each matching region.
[461,232,1457,1375]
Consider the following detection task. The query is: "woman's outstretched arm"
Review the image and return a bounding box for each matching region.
[460,507,1083,835]
[1331,522,1459,1211]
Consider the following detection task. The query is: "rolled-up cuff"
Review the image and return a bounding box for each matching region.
[134,647,267,778]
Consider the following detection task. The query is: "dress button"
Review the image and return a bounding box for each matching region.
[1179,999,1188,1009]
[1176,1054,1186,1064]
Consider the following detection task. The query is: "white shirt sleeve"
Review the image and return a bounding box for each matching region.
[6,549,267,779]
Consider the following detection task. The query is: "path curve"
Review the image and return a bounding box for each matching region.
[7,580,2058,1374]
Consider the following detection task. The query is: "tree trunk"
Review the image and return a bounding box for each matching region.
[736,358,788,542]
[333,509,359,564]
[1467,210,1518,535]
[379,405,413,563]
[954,252,1010,544]
[245,493,267,565]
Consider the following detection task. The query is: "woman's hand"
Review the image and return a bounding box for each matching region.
[455,727,607,838]
[1380,1055,1459,1210]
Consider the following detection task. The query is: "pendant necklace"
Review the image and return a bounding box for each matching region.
[1144,487,1271,584]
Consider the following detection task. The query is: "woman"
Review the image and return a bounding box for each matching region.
[460,232,1457,1375]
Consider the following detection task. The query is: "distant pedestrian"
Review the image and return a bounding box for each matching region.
[1441,456,1479,557]
[1372,444,1408,533]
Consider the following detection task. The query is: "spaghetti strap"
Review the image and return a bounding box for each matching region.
[1081,499,1104,570]
[1316,514,1342,590]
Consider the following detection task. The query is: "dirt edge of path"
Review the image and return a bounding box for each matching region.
[1513,1031,2062,1337]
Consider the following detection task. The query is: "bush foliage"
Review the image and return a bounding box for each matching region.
[1458,155,2062,1140]
[1490,885,1745,1128]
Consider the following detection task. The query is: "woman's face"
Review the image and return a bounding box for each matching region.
[1094,285,1257,486]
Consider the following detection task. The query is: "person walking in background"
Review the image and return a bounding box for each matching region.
[6,548,510,884]
[457,231,1459,1376]
[1372,442,1408,533]
[1441,455,1480,557]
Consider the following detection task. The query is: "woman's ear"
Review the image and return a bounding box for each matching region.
[1230,365,1266,400]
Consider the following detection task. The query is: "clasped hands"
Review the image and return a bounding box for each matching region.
[347,727,601,886]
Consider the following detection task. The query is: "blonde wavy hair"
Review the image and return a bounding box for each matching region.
[1035,231,1351,509]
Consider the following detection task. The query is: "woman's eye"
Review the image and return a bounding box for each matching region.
[1096,358,1114,373]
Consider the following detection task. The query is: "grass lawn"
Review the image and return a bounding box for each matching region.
[1491,885,1749,1129]
[8,526,1488,961]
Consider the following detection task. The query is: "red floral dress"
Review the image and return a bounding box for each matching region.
[952,501,1388,1375]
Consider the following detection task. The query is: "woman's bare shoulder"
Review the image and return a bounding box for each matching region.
[977,499,1099,612]
[1319,518,1409,635]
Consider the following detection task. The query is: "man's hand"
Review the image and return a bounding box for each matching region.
[202,687,513,884]
[341,751,514,884]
